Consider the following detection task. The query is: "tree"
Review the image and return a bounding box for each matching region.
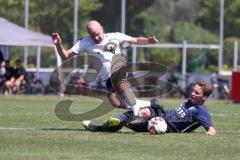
[0,0,25,25]
[148,48,181,71]
[171,21,218,43]
[198,0,240,38]
[0,0,102,47]
[171,21,218,72]
[129,12,164,38]
[31,0,102,47]
[90,0,155,35]
[223,37,240,70]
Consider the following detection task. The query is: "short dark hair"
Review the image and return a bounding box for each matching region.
[150,98,163,109]
[196,80,212,97]
[15,59,22,63]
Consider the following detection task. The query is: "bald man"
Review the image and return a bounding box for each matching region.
[51,20,158,115]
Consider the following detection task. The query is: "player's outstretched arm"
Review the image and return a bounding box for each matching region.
[129,36,158,45]
[51,33,76,60]
[205,127,216,136]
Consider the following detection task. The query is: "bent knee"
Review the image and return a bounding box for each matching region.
[108,93,125,108]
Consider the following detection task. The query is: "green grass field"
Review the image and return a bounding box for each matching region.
[0,95,240,160]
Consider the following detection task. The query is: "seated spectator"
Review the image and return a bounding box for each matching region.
[4,59,26,94]
[1,60,15,93]
[4,60,15,82]
[0,60,6,87]
[0,51,5,87]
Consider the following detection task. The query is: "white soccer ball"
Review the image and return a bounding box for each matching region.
[148,116,167,134]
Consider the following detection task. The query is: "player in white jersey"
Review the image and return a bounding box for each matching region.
[51,20,158,115]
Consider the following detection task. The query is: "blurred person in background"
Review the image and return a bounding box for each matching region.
[0,51,6,87]
[4,59,26,94]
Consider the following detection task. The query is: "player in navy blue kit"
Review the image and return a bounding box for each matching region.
[83,98,163,132]
[83,80,216,136]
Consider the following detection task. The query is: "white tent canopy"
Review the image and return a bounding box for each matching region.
[0,17,61,73]
[0,17,54,47]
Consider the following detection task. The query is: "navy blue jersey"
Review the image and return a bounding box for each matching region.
[165,100,214,133]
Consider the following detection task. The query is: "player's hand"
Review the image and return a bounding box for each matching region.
[205,127,216,136]
[51,33,62,45]
[148,36,158,44]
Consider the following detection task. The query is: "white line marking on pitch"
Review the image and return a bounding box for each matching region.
[0,113,52,116]
[0,127,36,130]
[0,127,240,133]
[210,113,240,117]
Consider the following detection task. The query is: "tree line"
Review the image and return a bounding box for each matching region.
[0,0,239,72]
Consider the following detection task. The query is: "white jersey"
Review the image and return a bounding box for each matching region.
[126,99,151,109]
[125,99,151,115]
[70,32,133,84]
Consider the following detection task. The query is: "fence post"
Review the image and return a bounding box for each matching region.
[233,40,238,71]
[36,46,41,79]
[132,46,137,63]
[182,40,187,89]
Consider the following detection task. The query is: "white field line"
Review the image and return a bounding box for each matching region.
[217,130,240,133]
[0,127,36,130]
[210,113,240,117]
[0,127,239,133]
[0,113,239,116]
[0,113,52,116]
[0,112,240,117]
